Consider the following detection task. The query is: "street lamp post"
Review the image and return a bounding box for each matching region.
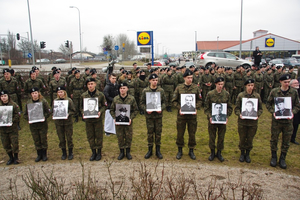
[70,6,83,63]
[27,0,35,65]
[239,0,243,58]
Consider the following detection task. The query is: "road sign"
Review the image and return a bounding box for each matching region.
[122,47,125,52]
[114,45,119,50]
[28,53,32,58]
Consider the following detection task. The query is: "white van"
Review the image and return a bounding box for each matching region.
[291,54,300,59]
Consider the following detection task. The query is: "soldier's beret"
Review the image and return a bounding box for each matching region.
[52,66,57,70]
[214,77,224,83]
[126,71,132,75]
[31,66,37,70]
[183,69,193,77]
[201,66,206,70]
[10,69,14,74]
[276,65,282,69]
[211,62,216,65]
[139,69,145,73]
[267,68,273,71]
[181,65,186,69]
[57,68,61,71]
[118,82,128,89]
[53,70,60,75]
[85,67,90,71]
[149,69,154,73]
[289,66,294,70]
[3,68,11,74]
[72,67,77,71]
[0,90,8,96]
[136,67,140,71]
[236,65,241,69]
[133,62,137,65]
[74,70,80,74]
[275,98,284,104]
[119,67,124,71]
[246,69,251,73]
[119,107,128,112]
[176,66,181,70]
[209,68,214,72]
[189,65,195,68]
[122,70,127,74]
[30,87,39,93]
[29,70,35,75]
[169,64,175,67]
[256,67,261,71]
[216,66,220,70]
[149,74,158,80]
[57,86,66,92]
[244,79,255,85]
[33,66,39,71]
[279,74,291,81]
[147,63,151,66]
[86,78,96,85]
[166,68,172,72]
[194,68,199,72]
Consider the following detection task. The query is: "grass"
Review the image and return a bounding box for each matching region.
[0,97,300,176]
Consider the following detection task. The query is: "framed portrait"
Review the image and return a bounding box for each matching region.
[180,94,196,114]
[83,98,99,119]
[274,97,292,119]
[241,98,258,119]
[211,103,227,124]
[27,102,45,124]
[53,100,69,119]
[115,104,130,125]
[0,106,13,126]
[146,92,161,112]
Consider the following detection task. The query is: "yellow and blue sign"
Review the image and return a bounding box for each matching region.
[265,38,275,47]
[137,31,153,46]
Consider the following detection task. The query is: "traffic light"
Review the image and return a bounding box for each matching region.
[106,45,111,51]
[65,40,69,48]
[16,33,20,40]
[40,41,46,49]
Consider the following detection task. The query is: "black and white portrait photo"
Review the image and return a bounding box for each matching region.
[53,100,69,119]
[27,102,45,123]
[180,94,196,114]
[83,98,99,119]
[274,97,292,119]
[146,92,161,112]
[115,104,130,125]
[241,98,258,119]
[0,106,13,126]
[211,103,227,124]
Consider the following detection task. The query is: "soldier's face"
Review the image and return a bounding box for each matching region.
[57,90,64,98]
[31,73,36,80]
[54,73,60,80]
[184,75,193,85]
[245,103,253,112]
[215,82,224,91]
[215,104,222,114]
[0,94,8,103]
[150,78,158,87]
[75,73,80,79]
[4,72,11,80]
[245,83,254,93]
[280,79,290,89]
[88,100,96,111]
[87,82,96,91]
[119,86,128,96]
[31,91,39,101]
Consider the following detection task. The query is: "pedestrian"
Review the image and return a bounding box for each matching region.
[253,46,262,66]
[0,90,20,165]
[235,79,263,163]
[290,79,300,145]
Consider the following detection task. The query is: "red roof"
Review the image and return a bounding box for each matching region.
[197,41,240,51]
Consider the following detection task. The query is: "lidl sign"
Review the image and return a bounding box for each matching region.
[265,38,275,47]
[137,31,153,46]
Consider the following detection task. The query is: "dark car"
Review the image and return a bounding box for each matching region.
[282,58,300,68]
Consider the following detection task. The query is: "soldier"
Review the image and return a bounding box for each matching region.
[33,66,48,88]
[131,62,138,78]
[224,67,235,102]
[116,67,124,83]
[47,66,57,85]
[233,66,244,103]
[83,68,90,81]
[110,83,138,160]
[266,74,300,169]
[80,78,107,161]
[90,70,103,91]
[24,88,51,162]
[253,67,264,96]
[201,67,213,104]
[49,70,67,107]
[141,74,166,159]
[0,90,20,165]
[192,68,201,87]
[235,79,263,163]
[136,70,148,115]
[123,71,136,97]
[263,68,274,103]
[10,69,24,112]
[66,67,77,96]
[162,68,175,112]
[287,66,296,80]
[273,66,283,88]
[118,70,127,85]
[204,77,233,162]
[24,70,46,95]
[145,63,152,77]
[172,69,202,160]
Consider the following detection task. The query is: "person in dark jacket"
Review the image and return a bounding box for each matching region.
[253,46,262,66]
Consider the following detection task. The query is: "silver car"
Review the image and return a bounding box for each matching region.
[195,52,253,69]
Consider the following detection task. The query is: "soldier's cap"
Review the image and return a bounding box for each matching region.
[139,69,145,73]
[90,70,97,75]
[57,68,61,71]
[149,74,158,80]
[189,65,195,68]
[262,63,267,67]
[181,65,186,69]
[244,79,255,85]
[29,70,35,75]
[201,66,205,70]
[149,69,154,73]
[256,67,261,71]
[252,64,257,67]
[121,70,127,74]
[204,66,209,70]
[176,66,181,70]
[0,90,9,96]
[31,65,36,69]
[74,70,80,74]
[236,65,241,69]
[51,66,57,70]
[211,62,216,65]
[118,82,128,90]
[3,68,11,74]
[136,71,140,75]
[276,65,282,69]
[169,64,175,67]
[136,67,140,71]
[133,62,137,65]
[275,98,284,104]
[271,64,276,67]
[85,67,90,71]
[216,66,220,70]
[85,78,96,85]
[166,67,172,72]
[209,67,214,72]
[289,66,294,70]
[119,67,124,71]
[279,74,291,81]
[194,68,199,72]
[30,87,39,93]
[56,86,66,92]
[119,107,128,112]
[72,67,77,71]
[267,67,273,71]
[32,66,39,70]
[10,69,15,74]
[126,71,132,75]
[53,70,60,75]
[214,77,224,83]
[147,63,151,66]
[246,69,251,73]
[90,68,96,73]
[183,69,193,77]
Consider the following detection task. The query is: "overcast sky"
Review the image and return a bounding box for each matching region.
[1,0,299,55]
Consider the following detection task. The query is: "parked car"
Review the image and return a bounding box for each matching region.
[161,59,169,65]
[269,59,284,67]
[36,58,50,64]
[154,61,165,66]
[168,61,179,67]
[282,58,300,68]
[54,59,66,63]
[195,52,253,69]
[185,62,195,68]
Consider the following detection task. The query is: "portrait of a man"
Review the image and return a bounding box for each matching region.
[27,102,45,123]
[211,103,227,123]
[0,106,13,126]
[146,92,161,111]
[274,97,292,118]
[83,98,99,118]
[180,94,196,113]
[115,104,130,125]
[241,98,258,119]
[53,100,68,119]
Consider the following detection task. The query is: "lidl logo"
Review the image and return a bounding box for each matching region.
[265,38,275,47]
[137,31,153,46]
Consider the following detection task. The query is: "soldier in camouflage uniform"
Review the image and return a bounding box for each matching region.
[90,70,103,91]
[49,70,67,107]
[136,70,148,114]
[204,77,233,162]
[140,74,166,159]
[80,78,107,161]
[233,66,244,103]
[224,67,235,102]
[235,79,263,163]
[69,70,86,122]
[201,67,213,104]
[266,74,300,169]
[131,62,138,78]
[66,67,77,96]
[263,68,274,103]
[24,88,51,162]
[162,68,176,112]
[172,69,202,160]
[0,90,20,165]
[11,69,24,112]
[253,67,264,96]
[123,71,137,97]
[33,66,48,88]
[24,70,46,95]
[83,68,90,81]
[110,83,138,160]
[47,66,56,85]
[287,66,296,80]
[273,66,283,88]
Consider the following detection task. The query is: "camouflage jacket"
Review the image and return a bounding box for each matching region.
[123,79,137,96]
[253,73,264,88]
[24,78,46,94]
[69,77,86,98]
[225,73,235,89]
[201,74,213,89]
[49,77,67,94]
[0,78,21,95]
[0,100,20,126]
[234,72,244,87]
[264,73,274,87]
[24,97,51,122]
[162,75,176,92]
[53,97,76,125]
[110,94,138,121]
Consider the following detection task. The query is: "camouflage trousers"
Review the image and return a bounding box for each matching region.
[146,117,162,146]
[201,89,210,104]
[85,120,103,149]
[176,116,197,149]
[73,98,81,117]
[208,122,226,150]
[0,124,19,153]
[238,124,257,151]
[164,90,174,107]
[55,124,74,149]
[270,120,293,153]
[263,85,272,102]
[115,124,133,149]
[232,86,243,103]
[30,121,48,150]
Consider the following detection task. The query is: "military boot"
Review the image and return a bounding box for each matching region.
[95,148,102,161]
[168,106,172,112]
[245,150,251,163]
[90,149,96,161]
[239,150,245,162]
[42,149,48,161]
[208,149,215,161]
[126,148,132,160]
[35,150,42,162]
[156,145,163,159]
[188,148,196,160]
[216,150,224,162]
[61,148,67,160]
[279,152,287,169]
[270,151,277,167]
[6,152,14,165]
[176,147,183,160]
[74,116,78,123]
[144,146,153,159]
[14,153,19,164]
[17,122,21,130]
[68,148,73,160]
[118,149,125,160]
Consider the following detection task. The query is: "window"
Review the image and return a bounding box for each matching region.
[225,53,236,60]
